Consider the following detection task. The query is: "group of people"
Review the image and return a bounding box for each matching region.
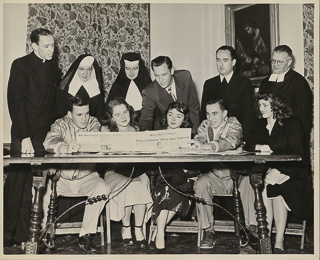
[4,27,313,254]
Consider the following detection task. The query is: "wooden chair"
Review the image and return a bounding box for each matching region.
[43,174,111,248]
[271,220,307,250]
[148,171,245,247]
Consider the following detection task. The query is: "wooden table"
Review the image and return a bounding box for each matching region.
[3,151,301,254]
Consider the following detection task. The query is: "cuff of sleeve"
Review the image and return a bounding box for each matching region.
[55,143,68,154]
[210,141,219,152]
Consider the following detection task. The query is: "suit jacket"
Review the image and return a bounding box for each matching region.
[7,52,60,152]
[200,73,254,141]
[259,68,313,135]
[140,70,200,134]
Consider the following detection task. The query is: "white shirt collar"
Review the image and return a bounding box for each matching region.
[269,68,290,82]
[219,71,233,83]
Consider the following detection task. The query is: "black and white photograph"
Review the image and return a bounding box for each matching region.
[1,1,318,259]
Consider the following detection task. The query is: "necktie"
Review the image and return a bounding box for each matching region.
[221,77,227,87]
[166,86,177,101]
[207,125,214,142]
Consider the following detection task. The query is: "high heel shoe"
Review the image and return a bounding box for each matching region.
[121,225,133,246]
[148,240,156,250]
[273,247,285,254]
[134,225,147,248]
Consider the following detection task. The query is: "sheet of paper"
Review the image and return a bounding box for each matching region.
[76,128,191,153]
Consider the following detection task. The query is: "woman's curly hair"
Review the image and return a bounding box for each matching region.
[161,101,192,129]
[101,97,139,132]
[256,93,293,125]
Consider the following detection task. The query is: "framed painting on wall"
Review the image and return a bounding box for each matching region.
[225,4,279,87]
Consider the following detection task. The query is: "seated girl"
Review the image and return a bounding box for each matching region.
[150,101,194,250]
[243,93,313,253]
[100,97,153,248]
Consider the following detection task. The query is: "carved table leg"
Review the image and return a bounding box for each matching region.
[230,171,245,244]
[40,174,59,249]
[25,166,47,254]
[250,172,272,254]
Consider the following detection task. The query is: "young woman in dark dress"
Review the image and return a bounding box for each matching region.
[243,93,313,253]
[150,101,193,249]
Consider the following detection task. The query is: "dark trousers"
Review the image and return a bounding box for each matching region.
[4,127,48,242]
[4,165,33,242]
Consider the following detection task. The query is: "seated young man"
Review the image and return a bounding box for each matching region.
[43,96,111,251]
[192,98,244,249]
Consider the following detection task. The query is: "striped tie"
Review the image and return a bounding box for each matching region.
[167,86,177,101]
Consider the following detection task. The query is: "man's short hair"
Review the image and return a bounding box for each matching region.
[67,96,89,112]
[273,45,293,58]
[151,56,173,70]
[206,98,229,111]
[216,45,237,60]
[30,28,53,44]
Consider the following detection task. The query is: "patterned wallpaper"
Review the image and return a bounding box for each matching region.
[303,4,314,178]
[27,3,150,96]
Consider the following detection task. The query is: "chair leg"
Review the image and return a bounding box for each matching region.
[148,219,154,244]
[300,220,307,250]
[100,214,104,246]
[106,203,111,244]
[197,216,202,247]
[143,221,147,239]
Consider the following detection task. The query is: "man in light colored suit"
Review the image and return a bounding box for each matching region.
[140,56,200,135]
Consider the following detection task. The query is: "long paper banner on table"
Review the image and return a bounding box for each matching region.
[76,128,191,153]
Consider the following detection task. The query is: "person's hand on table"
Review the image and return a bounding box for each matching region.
[190,140,212,150]
[21,137,34,154]
[256,144,273,153]
[66,141,81,153]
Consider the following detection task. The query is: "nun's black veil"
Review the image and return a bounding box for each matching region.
[56,54,105,121]
[106,52,151,106]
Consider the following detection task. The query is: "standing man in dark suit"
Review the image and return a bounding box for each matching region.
[200,45,255,141]
[259,45,313,136]
[140,56,200,135]
[4,28,60,247]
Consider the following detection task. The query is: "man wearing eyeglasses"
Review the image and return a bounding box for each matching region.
[259,45,312,135]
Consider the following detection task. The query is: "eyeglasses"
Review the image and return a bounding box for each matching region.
[270,59,292,65]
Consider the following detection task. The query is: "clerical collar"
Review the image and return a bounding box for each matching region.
[33,52,46,63]
[219,71,233,83]
[269,68,290,82]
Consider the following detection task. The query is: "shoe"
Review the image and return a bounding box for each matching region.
[273,247,285,254]
[3,239,14,247]
[79,234,97,252]
[121,225,134,246]
[156,247,167,254]
[248,225,258,237]
[149,240,156,249]
[200,229,217,249]
[134,225,147,248]
[248,225,259,251]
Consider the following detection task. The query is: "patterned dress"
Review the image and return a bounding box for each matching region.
[151,164,192,222]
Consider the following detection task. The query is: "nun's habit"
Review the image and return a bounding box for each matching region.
[56,54,105,121]
[106,52,151,113]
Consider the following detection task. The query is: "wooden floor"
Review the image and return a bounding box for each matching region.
[3,220,314,256]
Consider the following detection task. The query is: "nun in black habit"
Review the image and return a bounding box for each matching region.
[106,52,151,118]
[56,54,105,121]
